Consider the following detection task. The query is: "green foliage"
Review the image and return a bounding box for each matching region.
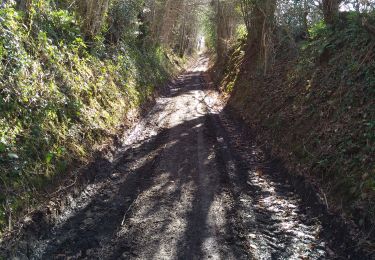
[37,9,81,44]
[308,20,328,39]
[0,2,177,232]
[201,7,217,51]
[108,0,144,41]
[235,24,248,40]
[291,15,375,224]
[218,38,245,93]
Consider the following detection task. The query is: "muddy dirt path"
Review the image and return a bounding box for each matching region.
[1,57,370,259]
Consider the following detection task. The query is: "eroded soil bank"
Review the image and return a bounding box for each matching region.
[0,57,371,259]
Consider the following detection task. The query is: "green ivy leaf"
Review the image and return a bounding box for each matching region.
[45,152,54,164]
[0,143,6,153]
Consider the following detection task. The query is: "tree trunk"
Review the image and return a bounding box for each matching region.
[322,0,341,25]
[246,0,276,73]
[76,0,110,40]
[215,0,238,61]
[216,0,226,60]
[159,0,184,47]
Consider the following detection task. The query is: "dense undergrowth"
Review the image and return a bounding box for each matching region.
[217,13,375,239]
[0,2,180,233]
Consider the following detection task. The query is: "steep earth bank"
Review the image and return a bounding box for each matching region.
[214,16,375,253]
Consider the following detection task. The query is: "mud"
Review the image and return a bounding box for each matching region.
[0,57,372,259]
